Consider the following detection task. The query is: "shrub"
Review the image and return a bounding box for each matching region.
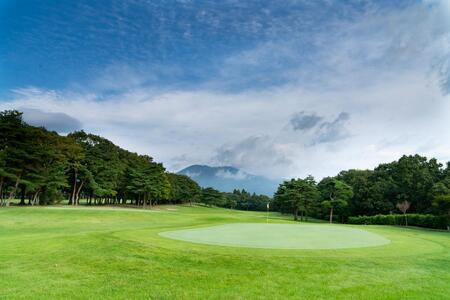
[348,214,449,230]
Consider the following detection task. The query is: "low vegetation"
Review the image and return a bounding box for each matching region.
[349,214,449,230]
[1,206,449,299]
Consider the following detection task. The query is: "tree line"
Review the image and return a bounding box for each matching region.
[274,155,450,223]
[200,187,271,211]
[2,109,449,223]
[0,110,201,207]
[0,110,273,210]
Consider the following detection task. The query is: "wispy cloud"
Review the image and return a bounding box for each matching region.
[313,112,351,145]
[215,169,249,180]
[290,112,323,131]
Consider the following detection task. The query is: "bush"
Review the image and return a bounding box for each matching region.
[348,214,449,230]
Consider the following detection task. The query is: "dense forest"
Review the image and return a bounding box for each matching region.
[1,110,449,227]
[0,110,201,207]
[273,155,450,225]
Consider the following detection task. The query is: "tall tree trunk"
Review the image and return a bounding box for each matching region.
[447,211,450,231]
[75,180,84,206]
[70,170,78,205]
[7,173,22,206]
[32,189,41,206]
[0,177,4,206]
[19,185,26,205]
[329,206,334,223]
[294,207,299,221]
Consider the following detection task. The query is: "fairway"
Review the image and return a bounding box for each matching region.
[160,223,390,249]
[1,205,450,299]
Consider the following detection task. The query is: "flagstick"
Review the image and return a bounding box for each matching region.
[266,202,269,224]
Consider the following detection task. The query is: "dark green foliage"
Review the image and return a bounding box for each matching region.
[372,155,442,213]
[201,187,226,207]
[433,195,450,217]
[222,189,271,211]
[274,155,449,223]
[67,131,172,206]
[0,111,72,206]
[310,155,448,222]
[167,174,201,204]
[0,110,33,205]
[348,214,449,230]
[198,187,272,211]
[123,155,171,207]
[0,110,184,207]
[274,176,320,220]
[336,169,375,216]
[318,178,353,223]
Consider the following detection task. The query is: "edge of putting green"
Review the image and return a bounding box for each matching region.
[159,223,391,250]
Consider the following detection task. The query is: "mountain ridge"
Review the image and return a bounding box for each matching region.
[177,165,279,196]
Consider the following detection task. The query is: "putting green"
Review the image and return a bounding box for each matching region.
[160,223,390,249]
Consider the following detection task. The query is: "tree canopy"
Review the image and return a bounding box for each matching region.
[274,176,320,220]
[0,110,198,207]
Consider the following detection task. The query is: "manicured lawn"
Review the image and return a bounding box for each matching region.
[0,205,449,299]
[160,223,390,249]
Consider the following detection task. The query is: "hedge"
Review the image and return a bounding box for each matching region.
[348,214,449,230]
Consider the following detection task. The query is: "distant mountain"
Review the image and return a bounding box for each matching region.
[177,165,279,196]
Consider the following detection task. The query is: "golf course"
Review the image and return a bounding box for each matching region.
[1,205,449,299]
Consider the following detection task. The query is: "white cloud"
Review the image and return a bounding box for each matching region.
[183,171,201,178]
[215,169,249,180]
[214,135,293,178]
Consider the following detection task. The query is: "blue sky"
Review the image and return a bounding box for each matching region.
[0,0,419,93]
[1,0,450,179]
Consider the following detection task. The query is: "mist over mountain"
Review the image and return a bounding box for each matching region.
[177,165,279,196]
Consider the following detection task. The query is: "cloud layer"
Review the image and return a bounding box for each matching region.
[1,1,450,181]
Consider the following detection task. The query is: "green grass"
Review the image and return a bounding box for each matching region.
[0,205,449,299]
[160,223,390,249]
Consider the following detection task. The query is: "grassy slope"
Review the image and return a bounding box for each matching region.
[0,205,449,299]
